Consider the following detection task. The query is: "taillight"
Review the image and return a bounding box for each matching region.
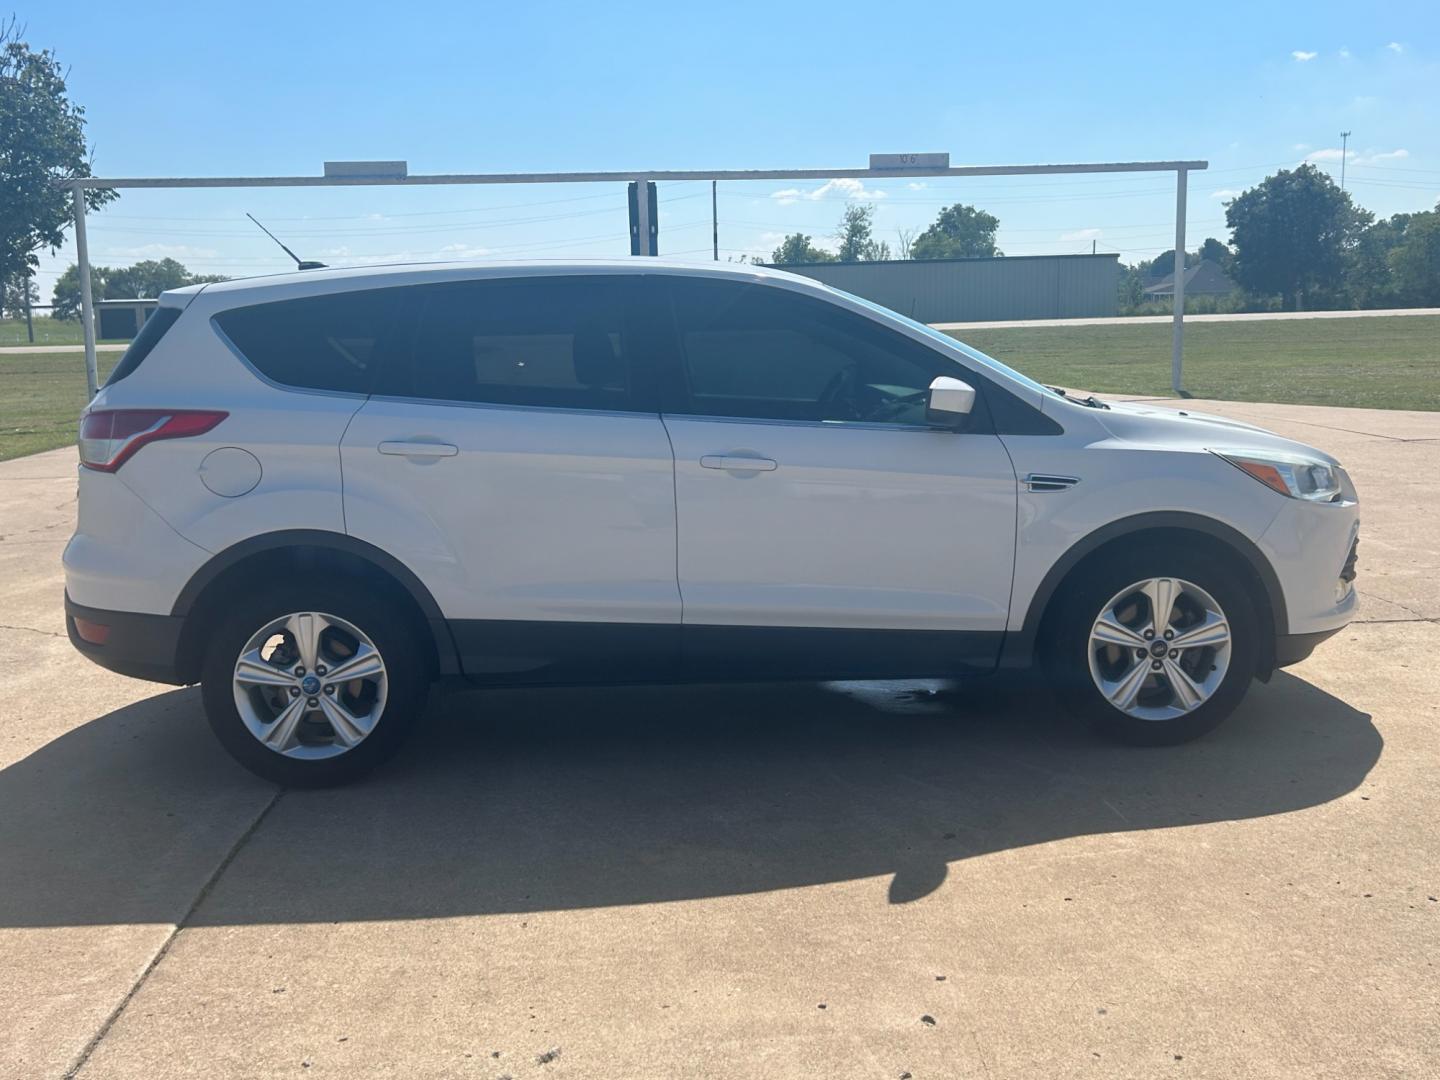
[78,409,228,472]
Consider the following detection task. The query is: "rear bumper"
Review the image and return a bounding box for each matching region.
[65,593,188,685]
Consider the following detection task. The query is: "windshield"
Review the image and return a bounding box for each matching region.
[830,288,1063,400]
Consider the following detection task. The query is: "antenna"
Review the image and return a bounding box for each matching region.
[246,213,327,270]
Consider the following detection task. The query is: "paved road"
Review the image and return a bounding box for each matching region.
[0,343,126,355]
[931,307,1440,331]
[1,399,1437,1079]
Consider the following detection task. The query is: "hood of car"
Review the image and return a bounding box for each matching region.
[1089,399,1341,466]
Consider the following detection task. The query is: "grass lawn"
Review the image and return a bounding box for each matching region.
[1,351,115,461]
[2,314,1437,463]
[950,315,1440,412]
[0,318,130,347]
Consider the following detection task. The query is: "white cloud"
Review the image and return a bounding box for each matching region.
[906,181,928,191]
[1060,228,1102,241]
[1303,146,1409,167]
[770,177,888,205]
[1210,189,1241,200]
[1292,50,1318,61]
[1338,47,1351,59]
[1386,41,1403,53]
[98,243,220,261]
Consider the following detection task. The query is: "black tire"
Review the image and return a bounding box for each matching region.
[200,579,428,786]
[1043,546,1260,746]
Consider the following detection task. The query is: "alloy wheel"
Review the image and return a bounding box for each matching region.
[231,611,388,759]
[1086,577,1232,722]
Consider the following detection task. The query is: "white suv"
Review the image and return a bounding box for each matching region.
[64,261,1359,785]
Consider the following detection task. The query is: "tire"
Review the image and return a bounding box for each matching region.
[1043,546,1260,746]
[200,579,428,786]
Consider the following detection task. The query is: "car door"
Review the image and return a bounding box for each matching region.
[652,274,1018,679]
[341,273,680,682]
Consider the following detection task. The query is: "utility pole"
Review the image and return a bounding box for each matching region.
[712,180,719,261]
[1340,131,1351,190]
[23,270,35,344]
[1091,238,1096,255]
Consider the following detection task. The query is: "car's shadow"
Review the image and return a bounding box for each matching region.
[0,672,1379,927]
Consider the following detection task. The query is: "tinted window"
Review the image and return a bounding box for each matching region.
[385,277,637,411]
[104,306,181,387]
[214,289,401,394]
[668,278,948,425]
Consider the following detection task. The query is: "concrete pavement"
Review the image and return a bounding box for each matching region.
[1,399,1436,1079]
[0,343,126,355]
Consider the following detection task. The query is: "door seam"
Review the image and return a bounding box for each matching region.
[658,413,684,626]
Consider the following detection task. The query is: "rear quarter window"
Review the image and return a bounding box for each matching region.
[103,306,182,387]
[213,289,404,395]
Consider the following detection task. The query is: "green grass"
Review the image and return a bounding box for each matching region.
[950,315,1440,412]
[2,315,1438,463]
[0,318,127,347]
[1,351,116,461]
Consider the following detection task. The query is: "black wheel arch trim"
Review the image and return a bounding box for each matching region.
[1000,510,1287,673]
[170,529,460,675]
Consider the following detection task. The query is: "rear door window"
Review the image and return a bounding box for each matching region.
[378,276,648,412]
[213,289,405,395]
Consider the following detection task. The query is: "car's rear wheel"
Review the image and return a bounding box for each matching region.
[1046,549,1259,745]
[200,582,426,786]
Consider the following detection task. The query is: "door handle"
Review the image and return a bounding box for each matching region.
[378,440,459,458]
[700,454,777,472]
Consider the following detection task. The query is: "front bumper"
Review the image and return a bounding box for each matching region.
[65,593,188,685]
[1274,626,1345,669]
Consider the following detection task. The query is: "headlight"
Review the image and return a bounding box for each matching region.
[1211,448,1342,501]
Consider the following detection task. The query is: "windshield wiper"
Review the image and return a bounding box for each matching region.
[1045,384,1108,409]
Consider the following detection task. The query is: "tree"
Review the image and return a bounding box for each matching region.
[0,19,115,296]
[107,258,199,299]
[896,227,917,260]
[1346,213,1411,308]
[909,204,1000,260]
[1388,207,1440,306]
[51,263,111,320]
[835,204,889,262]
[51,258,229,319]
[1197,237,1231,267]
[1225,164,1371,310]
[770,233,836,265]
[1148,249,1181,280]
[2,273,39,318]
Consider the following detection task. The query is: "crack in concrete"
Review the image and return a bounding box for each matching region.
[63,789,285,1079]
[0,622,64,639]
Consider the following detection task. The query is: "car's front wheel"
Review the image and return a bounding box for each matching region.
[200,582,426,786]
[1047,549,1260,745]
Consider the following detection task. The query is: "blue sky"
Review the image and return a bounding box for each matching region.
[24,0,1440,296]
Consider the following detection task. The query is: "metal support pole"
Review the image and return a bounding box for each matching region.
[1171,168,1187,395]
[634,180,651,257]
[712,181,719,261]
[73,187,99,399]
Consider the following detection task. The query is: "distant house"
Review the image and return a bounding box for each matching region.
[1143,259,1237,300]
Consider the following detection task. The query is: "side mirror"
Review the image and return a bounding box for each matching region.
[926,375,976,428]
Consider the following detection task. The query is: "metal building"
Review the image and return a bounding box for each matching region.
[768,254,1120,323]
